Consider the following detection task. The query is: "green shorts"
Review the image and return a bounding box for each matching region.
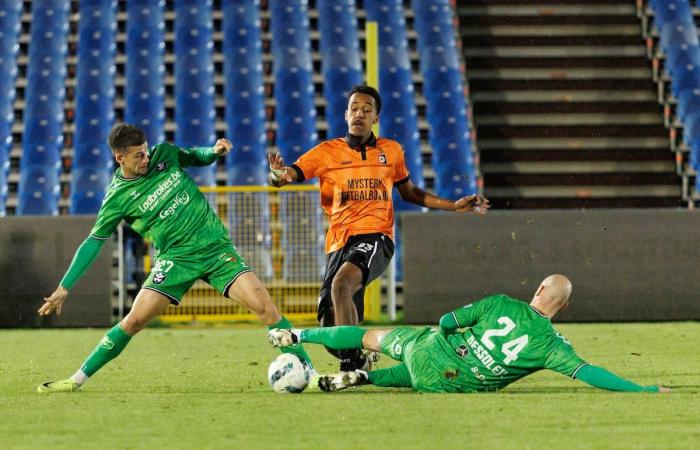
[380,327,463,393]
[380,326,433,362]
[143,242,251,304]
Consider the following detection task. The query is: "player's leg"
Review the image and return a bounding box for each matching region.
[37,289,171,394]
[330,234,394,371]
[268,327,388,352]
[318,363,412,392]
[224,271,312,366]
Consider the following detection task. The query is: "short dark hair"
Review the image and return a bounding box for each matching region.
[107,123,147,153]
[347,84,381,115]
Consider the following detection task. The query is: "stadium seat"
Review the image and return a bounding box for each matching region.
[651,0,693,27]
[125,0,165,144]
[16,165,61,216]
[186,166,216,187]
[226,162,267,186]
[0,168,7,216]
[659,21,699,54]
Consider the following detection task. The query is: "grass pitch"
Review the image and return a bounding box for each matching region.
[1,322,698,450]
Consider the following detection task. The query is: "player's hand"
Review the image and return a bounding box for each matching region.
[658,386,671,393]
[38,286,69,316]
[454,194,490,215]
[268,153,292,182]
[213,138,233,155]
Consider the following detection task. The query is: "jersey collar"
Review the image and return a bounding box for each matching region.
[529,305,550,319]
[344,132,377,161]
[115,167,143,182]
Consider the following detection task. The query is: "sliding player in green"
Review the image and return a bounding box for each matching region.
[37,123,312,394]
[268,274,669,393]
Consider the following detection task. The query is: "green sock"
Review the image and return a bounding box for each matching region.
[300,326,366,350]
[80,324,132,377]
[269,316,314,369]
[368,363,412,388]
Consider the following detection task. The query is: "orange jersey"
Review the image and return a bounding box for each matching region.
[292,134,410,253]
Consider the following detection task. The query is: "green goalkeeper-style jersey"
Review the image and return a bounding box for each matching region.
[90,143,229,256]
[411,295,586,393]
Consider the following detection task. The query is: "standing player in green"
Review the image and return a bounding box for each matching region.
[268,274,669,393]
[37,123,312,394]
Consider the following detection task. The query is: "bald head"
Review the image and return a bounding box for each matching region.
[530,274,572,318]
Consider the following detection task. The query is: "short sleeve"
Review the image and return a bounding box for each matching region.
[393,145,410,183]
[293,143,326,181]
[544,335,588,377]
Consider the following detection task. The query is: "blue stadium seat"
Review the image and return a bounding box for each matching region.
[226,162,267,186]
[651,0,693,27]
[0,167,7,216]
[69,167,112,214]
[17,165,60,215]
[659,21,698,53]
[185,166,216,187]
[125,0,165,145]
[676,88,700,120]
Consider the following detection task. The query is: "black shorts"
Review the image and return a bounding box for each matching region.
[317,233,395,323]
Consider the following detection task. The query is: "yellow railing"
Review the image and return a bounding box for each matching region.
[160,184,324,323]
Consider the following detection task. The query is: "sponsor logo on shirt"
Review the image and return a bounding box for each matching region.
[456,344,470,358]
[138,171,184,213]
[340,160,353,165]
[158,191,191,219]
[341,178,389,203]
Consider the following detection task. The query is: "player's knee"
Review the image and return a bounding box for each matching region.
[331,275,359,302]
[120,314,148,334]
[363,329,386,352]
[254,299,281,326]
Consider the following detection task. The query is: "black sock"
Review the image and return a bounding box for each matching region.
[339,349,363,371]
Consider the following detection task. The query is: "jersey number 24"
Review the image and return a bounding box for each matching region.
[480,316,529,364]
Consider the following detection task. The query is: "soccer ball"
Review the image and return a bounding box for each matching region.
[267,353,311,394]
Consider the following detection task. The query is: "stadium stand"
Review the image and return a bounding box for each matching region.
[124,0,166,145]
[70,0,116,214]
[17,0,69,215]
[641,0,700,203]
[413,0,476,200]
[222,0,267,186]
[0,0,21,216]
[460,0,681,208]
[317,0,363,139]
[174,0,216,186]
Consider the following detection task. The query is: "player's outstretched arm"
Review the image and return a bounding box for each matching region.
[397,179,489,214]
[267,152,297,187]
[574,364,669,393]
[37,236,106,316]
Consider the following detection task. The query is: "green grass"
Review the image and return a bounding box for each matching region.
[1,323,698,450]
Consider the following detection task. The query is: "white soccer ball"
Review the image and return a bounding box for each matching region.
[267,353,311,394]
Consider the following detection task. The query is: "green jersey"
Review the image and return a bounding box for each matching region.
[406,295,586,393]
[90,143,228,256]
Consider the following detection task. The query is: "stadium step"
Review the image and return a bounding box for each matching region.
[458,0,682,208]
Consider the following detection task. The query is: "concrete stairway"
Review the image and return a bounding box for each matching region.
[457,0,682,208]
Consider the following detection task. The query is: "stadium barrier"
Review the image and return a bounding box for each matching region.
[402,209,700,323]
